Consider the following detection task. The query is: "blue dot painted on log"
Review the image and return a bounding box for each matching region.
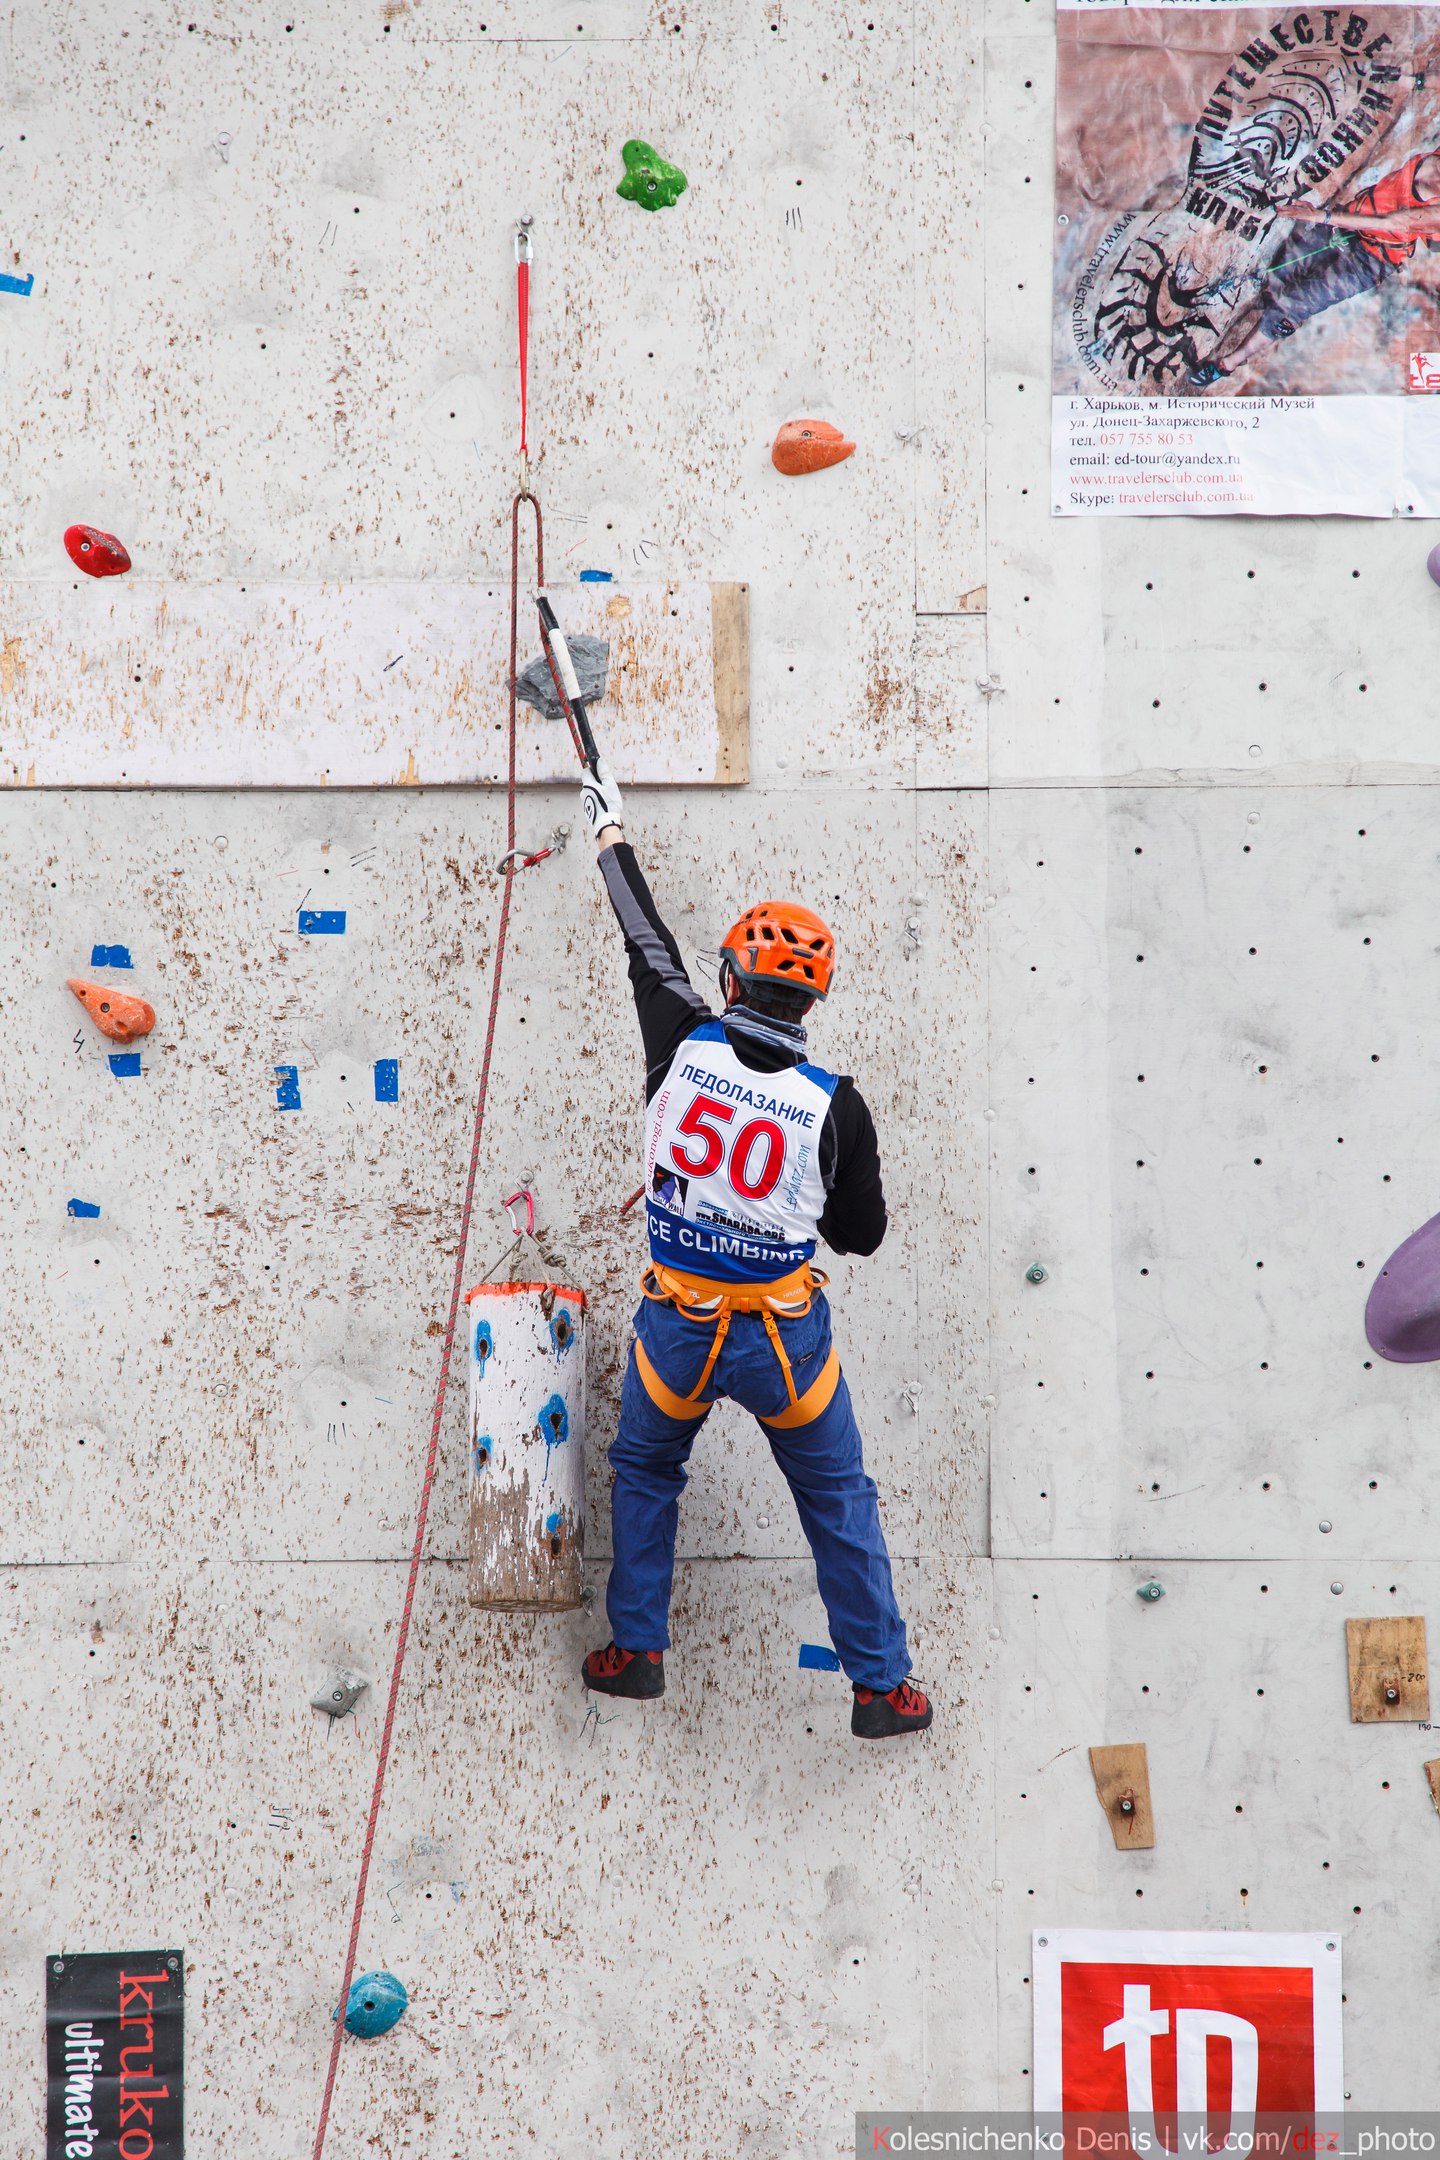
[797,1642,842,1672]
[109,1052,142,1077]
[89,943,133,968]
[545,1509,563,1534]
[579,569,614,582]
[549,1309,576,1354]
[474,1318,494,1370]
[298,909,346,935]
[473,1436,492,1473]
[539,1392,569,1480]
[274,1064,302,1110]
[67,1198,101,1218]
[374,1057,399,1102]
[538,1394,569,1446]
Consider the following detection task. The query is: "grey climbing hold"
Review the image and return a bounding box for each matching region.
[515,633,609,721]
[1025,1263,1048,1285]
[311,1668,371,1719]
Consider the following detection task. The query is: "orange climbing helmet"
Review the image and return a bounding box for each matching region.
[720,900,836,1001]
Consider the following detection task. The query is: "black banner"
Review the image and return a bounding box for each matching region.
[46,1952,184,2160]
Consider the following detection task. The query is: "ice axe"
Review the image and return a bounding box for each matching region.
[535,592,602,777]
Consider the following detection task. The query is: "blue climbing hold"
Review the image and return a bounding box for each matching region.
[334,1969,408,2037]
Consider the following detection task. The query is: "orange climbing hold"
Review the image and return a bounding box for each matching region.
[66,977,155,1043]
[771,420,855,476]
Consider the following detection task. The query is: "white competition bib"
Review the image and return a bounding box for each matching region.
[643,1019,839,1285]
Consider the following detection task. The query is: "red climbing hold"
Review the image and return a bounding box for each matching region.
[66,977,155,1044]
[771,420,856,477]
[64,525,132,577]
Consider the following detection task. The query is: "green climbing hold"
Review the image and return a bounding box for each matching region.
[616,139,688,213]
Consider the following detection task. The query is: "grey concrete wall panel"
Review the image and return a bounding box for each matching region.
[994,1560,1439,2107]
[991,786,1440,1562]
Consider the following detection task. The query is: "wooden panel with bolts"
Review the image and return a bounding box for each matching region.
[1089,1742,1155,1850]
[710,582,750,785]
[1346,1616,1430,1723]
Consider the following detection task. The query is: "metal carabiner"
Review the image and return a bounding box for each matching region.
[502,1188,536,1238]
[514,216,534,266]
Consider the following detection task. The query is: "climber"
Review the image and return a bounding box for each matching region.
[576,760,932,1740]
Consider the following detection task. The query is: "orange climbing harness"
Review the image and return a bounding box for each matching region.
[636,1261,842,1429]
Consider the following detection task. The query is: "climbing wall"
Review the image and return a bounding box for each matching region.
[0,0,1431,2152]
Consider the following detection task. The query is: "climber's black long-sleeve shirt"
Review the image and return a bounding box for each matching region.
[598,841,887,1259]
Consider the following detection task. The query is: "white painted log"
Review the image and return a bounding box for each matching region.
[466,1280,587,1611]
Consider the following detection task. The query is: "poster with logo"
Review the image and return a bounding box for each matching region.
[1053,0,1440,514]
[1032,1929,1344,2134]
[46,1951,184,2160]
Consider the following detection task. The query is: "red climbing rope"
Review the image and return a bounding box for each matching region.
[310,488,545,2159]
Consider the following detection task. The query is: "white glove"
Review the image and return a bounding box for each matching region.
[580,758,625,838]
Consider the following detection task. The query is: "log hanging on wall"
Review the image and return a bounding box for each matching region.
[1346,1615,1430,1723]
[467,1280,587,1613]
[1089,1742,1156,1850]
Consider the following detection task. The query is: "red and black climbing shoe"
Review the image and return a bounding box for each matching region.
[581,1643,666,1699]
[851,1677,933,1739]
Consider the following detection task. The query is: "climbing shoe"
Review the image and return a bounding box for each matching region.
[581,1643,666,1699]
[851,1677,933,1739]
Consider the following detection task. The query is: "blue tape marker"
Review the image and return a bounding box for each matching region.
[108,1052,141,1078]
[374,1058,399,1103]
[798,1643,842,1672]
[298,909,346,935]
[274,1064,301,1110]
[89,943,133,968]
[545,1509,563,1534]
[0,272,34,297]
[579,569,614,582]
[67,1198,101,1219]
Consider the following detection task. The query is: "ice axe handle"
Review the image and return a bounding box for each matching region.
[536,594,602,775]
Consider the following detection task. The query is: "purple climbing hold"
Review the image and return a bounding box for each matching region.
[1365,1209,1440,1361]
[1428,543,1440,589]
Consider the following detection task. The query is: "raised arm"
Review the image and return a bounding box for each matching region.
[581,761,711,1091]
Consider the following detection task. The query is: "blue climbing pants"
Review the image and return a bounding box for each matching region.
[605,1285,911,1692]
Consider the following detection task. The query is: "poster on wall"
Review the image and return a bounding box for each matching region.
[1053,0,1440,515]
[46,1951,184,2159]
[1033,1929,1344,2133]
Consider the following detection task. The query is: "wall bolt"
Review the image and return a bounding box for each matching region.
[1025,1263,1048,1284]
[1330,1582,1345,1595]
[1319,1520,1333,1533]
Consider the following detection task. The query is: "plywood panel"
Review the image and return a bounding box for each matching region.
[0,786,964,1567]
[0,580,745,788]
[0,1555,993,2153]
